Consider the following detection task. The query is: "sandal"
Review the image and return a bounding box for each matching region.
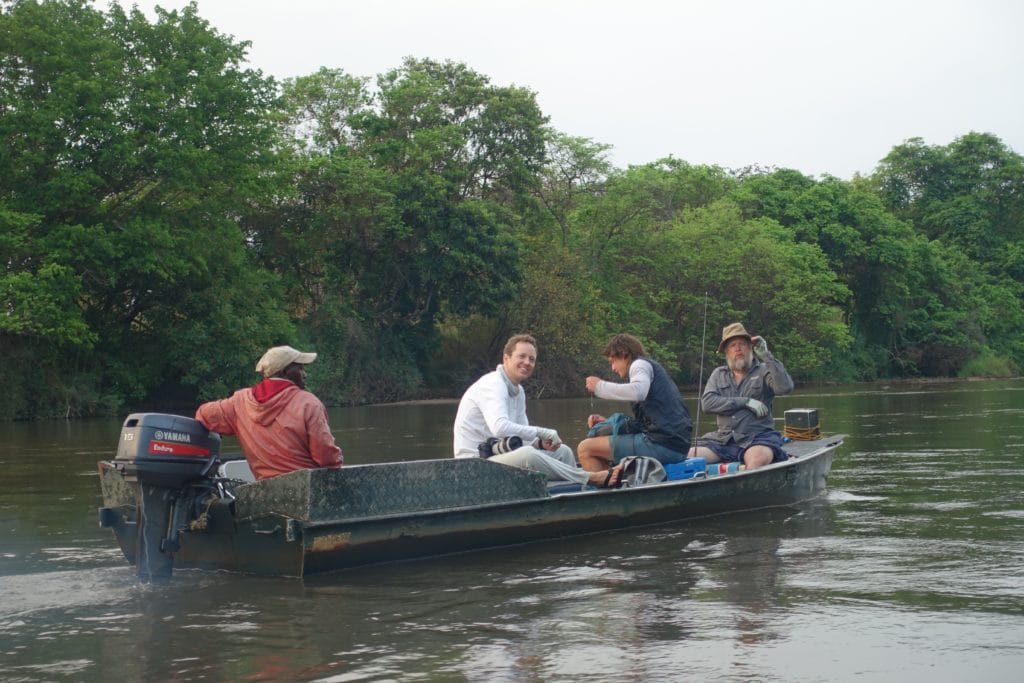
[600,465,624,489]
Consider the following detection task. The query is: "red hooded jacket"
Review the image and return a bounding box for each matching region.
[196,378,342,480]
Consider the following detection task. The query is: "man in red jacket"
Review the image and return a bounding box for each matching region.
[196,345,343,480]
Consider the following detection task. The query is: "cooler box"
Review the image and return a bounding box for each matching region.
[784,409,821,440]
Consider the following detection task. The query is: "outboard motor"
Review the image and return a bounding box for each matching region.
[114,413,221,582]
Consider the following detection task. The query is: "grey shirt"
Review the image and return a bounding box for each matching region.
[699,351,794,447]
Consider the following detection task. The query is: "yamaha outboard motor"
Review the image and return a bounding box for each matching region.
[113,413,221,582]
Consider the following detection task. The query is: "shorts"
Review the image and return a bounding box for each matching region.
[610,433,687,466]
[699,431,787,464]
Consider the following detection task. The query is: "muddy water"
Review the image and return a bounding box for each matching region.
[2,380,1022,681]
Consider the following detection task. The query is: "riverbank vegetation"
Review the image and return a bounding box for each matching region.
[2,0,1022,419]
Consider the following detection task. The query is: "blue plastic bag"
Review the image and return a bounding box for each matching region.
[586,412,633,438]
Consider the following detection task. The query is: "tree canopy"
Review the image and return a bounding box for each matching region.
[1,0,1020,419]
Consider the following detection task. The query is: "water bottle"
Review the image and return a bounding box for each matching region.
[705,462,744,476]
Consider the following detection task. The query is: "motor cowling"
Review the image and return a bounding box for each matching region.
[115,413,221,487]
[113,413,222,582]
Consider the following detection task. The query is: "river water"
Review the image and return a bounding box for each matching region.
[1,380,1023,682]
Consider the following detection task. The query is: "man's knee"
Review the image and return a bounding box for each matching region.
[689,445,718,462]
[577,437,610,470]
[743,446,773,468]
[552,444,576,466]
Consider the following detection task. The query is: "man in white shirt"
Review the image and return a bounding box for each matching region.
[454,334,623,488]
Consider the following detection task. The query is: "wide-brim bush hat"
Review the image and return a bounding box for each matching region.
[717,322,752,353]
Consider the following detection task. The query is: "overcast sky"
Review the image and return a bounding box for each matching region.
[105,0,1023,179]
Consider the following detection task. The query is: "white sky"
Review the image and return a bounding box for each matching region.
[105,0,1023,179]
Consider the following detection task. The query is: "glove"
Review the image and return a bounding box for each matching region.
[752,336,769,360]
[535,427,561,446]
[746,398,769,418]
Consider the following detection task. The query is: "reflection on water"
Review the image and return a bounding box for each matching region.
[1,380,1023,681]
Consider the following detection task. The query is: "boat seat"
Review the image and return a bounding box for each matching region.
[218,459,255,483]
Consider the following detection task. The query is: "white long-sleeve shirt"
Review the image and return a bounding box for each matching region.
[592,358,653,403]
[453,366,547,458]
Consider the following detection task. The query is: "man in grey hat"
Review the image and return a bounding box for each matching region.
[688,323,794,469]
[196,345,343,480]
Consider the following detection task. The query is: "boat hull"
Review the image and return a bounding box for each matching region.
[98,435,841,577]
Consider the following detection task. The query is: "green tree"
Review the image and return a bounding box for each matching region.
[729,168,1007,378]
[638,202,850,381]
[0,0,292,417]
[569,160,736,347]
[872,133,1024,374]
[875,133,1024,263]
[271,58,550,402]
[279,67,372,153]
[533,132,613,246]
[566,161,847,382]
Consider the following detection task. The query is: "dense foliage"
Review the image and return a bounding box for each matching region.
[2,0,1021,419]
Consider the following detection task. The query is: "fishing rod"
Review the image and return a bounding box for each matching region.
[694,291,709,437]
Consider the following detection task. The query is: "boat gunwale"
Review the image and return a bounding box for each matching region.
[290,435,845,531]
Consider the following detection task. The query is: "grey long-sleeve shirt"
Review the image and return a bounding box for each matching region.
[698,351,794,447]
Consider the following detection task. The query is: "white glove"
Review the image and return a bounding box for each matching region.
[753,336,769,360]
[535,427,561,445]
[746,398,769,418]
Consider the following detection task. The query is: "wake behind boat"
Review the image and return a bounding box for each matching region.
[97,413,844,580]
